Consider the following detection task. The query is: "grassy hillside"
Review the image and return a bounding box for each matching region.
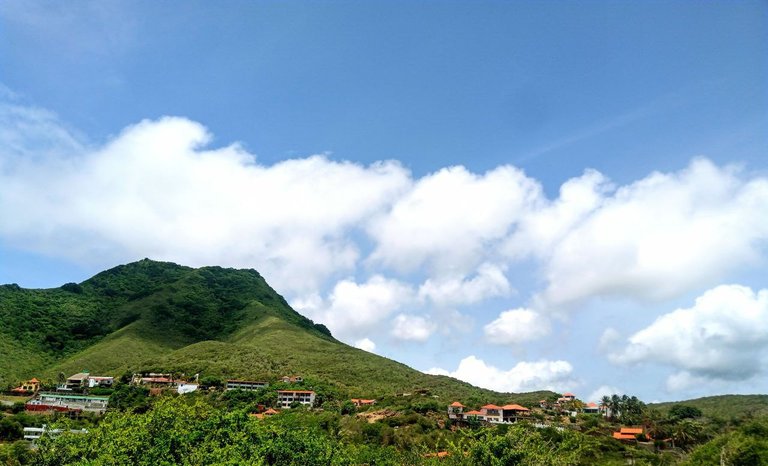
[650,394,768,420]
[1,259,551,406]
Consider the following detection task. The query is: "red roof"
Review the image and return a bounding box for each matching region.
[563,392,575,397]
[465,410,484,416]
[481,404,502,410]
[501,404,530,411]
[29,378,40,383]
[263,408,279,415]
[449,401,465,408]
[619,427,643,435]
[613,432,637,440]
[586,402,598,408]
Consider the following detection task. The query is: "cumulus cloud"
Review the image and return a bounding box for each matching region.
[354,338,376,353]
[2,99,768,326]
[418,263,512,308]
[531,159,768,308]
[0,114,411,294]
[610,285,768,388]
[291,275,413,342]
[390,314,436,342]
[367,165,541,275]
[483,308,551,345]
[425,355,577,393]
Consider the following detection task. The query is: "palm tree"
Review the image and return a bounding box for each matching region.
[600,395,611,418]
[610,394,621,422]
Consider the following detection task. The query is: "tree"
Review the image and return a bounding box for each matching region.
[669,404,702,420]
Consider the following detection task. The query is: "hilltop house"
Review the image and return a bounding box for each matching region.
[177,383,199,394]
[226,380,269,391]
[64,372,114,390]
[12,378,40,394]
[29,392,109,413]
[448,401,465,419]
[277,390,315,408]
[448,402,530,424]
[65,372,90,390]
[583,402,600,414]
[351,398,376,407]
[132,373,176,388]
[613,427,645,441]
[281,375,303,384]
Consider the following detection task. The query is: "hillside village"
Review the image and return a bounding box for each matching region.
[4,370,669,450]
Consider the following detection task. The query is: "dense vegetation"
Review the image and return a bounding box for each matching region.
[2,259,767,465]
[2,392,765,465]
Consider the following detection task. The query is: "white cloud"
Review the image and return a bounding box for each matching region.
[0,114,411,294]
[425,355,577,393]
[483,308,551,345]
[587,385,624,403]
[611,284,768,388]
[532,159,768,308]
[418,263,512,307]
[291,275,413,342]
[391,314,436,342]
[2,99,768,325]
[368,165,541,275]
[504,169,610,259]
[354,338,376,353]
[598,327,621,352]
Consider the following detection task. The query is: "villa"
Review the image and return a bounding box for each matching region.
[226,380,269,391]
[277,390,315,408]
[448,401,530,424]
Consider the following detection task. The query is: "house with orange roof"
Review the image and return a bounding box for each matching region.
[281,375,303,384]
[480,404,503,423]
[447,401,465,419]
[12,378,41,394]
[464,409,485,421]
[612,427,645,441]
[351,398,376,407]
[500,404,530,422]
[583,402,600,414]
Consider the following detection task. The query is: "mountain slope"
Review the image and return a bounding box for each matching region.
[1,259,549,405]
[649,394,768,420]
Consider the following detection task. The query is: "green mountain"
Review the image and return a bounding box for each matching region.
[0,259,548,404]
[649,394,768,420]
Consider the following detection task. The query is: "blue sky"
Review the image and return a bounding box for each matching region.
[1,0,767,402]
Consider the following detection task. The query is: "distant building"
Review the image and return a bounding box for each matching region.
[132,373,176,387]
[64,372,113,389]
[480,404,502,423]
[177,383,199,394]
[226,380,269,391]
[12,378,41,394]
[277,390,315,408]
[30,392,109,413]
[448,401,465,419]
[87,376,114,388]
[65,372,91,390]
[583,402,600,414]
[448,402,529,424]
[23,425,88,444]
[613,427,645,441]
[351,399,376,407]
[281,375,303,384]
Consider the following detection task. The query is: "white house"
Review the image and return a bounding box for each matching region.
[277,390,315,408]
[226,380,269,391]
